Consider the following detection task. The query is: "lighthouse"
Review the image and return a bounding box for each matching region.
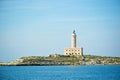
[64,30,83,56]
[72,30,76,48]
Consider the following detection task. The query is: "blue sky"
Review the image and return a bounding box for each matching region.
[0,0,120,62]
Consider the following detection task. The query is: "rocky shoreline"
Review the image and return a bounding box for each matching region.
[0,55,120,66]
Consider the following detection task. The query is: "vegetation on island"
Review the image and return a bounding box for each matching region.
[0,54,120,66]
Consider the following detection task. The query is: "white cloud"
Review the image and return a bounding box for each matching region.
[45,17,112,23]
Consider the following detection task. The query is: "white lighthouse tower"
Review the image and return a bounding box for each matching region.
[72,30,76,48]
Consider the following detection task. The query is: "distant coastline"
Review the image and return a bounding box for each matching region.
[0,54,120,66]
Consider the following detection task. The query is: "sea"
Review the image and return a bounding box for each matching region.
[0,65,120,80]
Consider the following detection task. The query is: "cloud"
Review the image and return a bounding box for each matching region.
[46,17,112,23]
[0,0,53,10]
[0,5,52,10]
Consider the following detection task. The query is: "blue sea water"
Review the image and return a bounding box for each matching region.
[0,65,120,80]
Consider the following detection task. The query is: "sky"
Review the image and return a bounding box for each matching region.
[0,0,120,62]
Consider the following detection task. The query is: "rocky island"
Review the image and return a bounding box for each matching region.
[0,54,120,66]
[0,31,120,66]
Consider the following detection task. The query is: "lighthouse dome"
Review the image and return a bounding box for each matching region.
[72,30,76,35]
